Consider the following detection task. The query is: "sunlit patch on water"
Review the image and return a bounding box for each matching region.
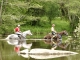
[19,48,78,59]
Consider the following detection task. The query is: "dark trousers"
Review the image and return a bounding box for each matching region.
[52,31,56,35]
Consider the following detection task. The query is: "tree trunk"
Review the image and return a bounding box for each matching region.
[0,0,3,25]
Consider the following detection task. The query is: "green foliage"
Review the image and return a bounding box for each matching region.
[20,17,69,39]
[42,1,60,24]
[52,17,70,32]
[58,0,80,32]
[74,20,80,39]
[0,0,79,37]
[0,24,14,35]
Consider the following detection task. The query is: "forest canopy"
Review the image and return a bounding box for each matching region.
[0,0,80,37]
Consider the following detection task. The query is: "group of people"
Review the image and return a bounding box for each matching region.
[13,24,57,53]
[14,24,57,39]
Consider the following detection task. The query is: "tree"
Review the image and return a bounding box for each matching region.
[57,0,80,32]
[43,1,60,24]
[0,0,3,25]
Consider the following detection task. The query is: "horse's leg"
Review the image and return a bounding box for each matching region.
[58,44,65,49]
[18,40,21,45]
[64,42,69,49]
[58,42,69,50]
[57,40,66,49]
[18,38,23,45]
[51,44,57,50]
[51,40,57,50]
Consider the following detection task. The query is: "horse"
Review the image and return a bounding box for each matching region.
[5,30,32,49]
[44,30,69,50]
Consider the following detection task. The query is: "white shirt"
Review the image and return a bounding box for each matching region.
[51,27,56,32]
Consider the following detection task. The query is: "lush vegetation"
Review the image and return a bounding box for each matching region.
[0,0,80,38]
[0,1,80,60]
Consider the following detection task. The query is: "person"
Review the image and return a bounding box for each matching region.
[51,24,57,50]
[14,25,22,39]
[51,24,57,37]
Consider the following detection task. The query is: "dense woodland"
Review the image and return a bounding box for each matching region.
[0,0,80,39]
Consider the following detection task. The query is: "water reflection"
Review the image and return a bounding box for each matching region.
[0,39,79,60]
[19,48,78,59]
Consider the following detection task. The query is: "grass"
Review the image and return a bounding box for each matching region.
[20,18,70,40]
[0,17,70,41]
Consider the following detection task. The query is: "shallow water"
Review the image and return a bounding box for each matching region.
[0,39,79,60]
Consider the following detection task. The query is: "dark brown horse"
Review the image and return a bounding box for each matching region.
[44,31,69,50]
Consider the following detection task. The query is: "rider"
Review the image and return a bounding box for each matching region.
[51,24,57,38]
[51,24,57,49]
[14,25,22,39]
